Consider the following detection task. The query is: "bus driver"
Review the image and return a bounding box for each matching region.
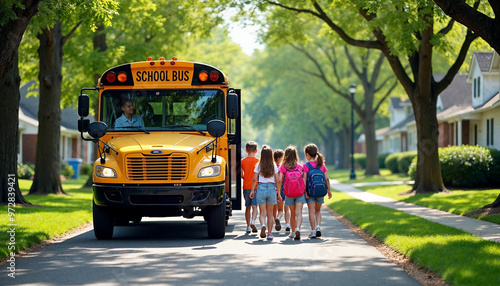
[114,99,145,129]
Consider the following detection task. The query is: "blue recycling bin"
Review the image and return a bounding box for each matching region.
[68,158,83,179]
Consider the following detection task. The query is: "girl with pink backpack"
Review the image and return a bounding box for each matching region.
[277,146,306,240]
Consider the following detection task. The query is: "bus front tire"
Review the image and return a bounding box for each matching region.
[207,200,226,239]
[93,201,114,240]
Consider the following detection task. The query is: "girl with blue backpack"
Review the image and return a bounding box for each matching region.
[277,146,306,240]
[303,144,332,239]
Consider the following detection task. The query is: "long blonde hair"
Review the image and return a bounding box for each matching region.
[304,143,324,166]
[258,145,275,178]
[283,145,299,169]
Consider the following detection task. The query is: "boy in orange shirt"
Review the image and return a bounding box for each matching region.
[241,141,259,233]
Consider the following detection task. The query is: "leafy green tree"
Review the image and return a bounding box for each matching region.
[25,0,117,195]
[433,0,499,54]
[0,0,42,205]
[231,0,485,193]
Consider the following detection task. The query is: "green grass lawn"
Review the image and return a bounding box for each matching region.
[359,184,500,224]
[329,168,411,184]
[326,191,500,285]
[1,177,92,259]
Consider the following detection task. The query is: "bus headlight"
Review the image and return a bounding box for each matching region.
[198,165,221,178]
[95,166,117,178]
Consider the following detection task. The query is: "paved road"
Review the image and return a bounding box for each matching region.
[2,206,419,286]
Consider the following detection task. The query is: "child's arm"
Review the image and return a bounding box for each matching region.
[302,172,309,199]
[250,173,258,199]
[275,173,282,201]
[325,173,332,199]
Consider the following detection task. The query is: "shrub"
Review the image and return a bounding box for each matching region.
[407,145,493,188]
[354,153,366,169]
[80,163,92,176]
[60,162,75,179]
[397,151,418,175]
[440,145,492,187]
[17,163,35,179]
[408,156,417,180]
[378,153,390,169]
[385,153,399,173]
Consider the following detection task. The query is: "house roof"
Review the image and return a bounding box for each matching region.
[19,81,90,131]
[434,74,472,109]
[475,52,494,72]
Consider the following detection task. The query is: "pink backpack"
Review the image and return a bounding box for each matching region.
[283,166,305,197]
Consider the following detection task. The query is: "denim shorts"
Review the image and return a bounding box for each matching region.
[306,196,325,204]
[285,193,307,206]
[256,183,277,205]
[243,189,258,207]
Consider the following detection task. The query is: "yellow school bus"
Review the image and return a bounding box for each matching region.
[77,57,241,239]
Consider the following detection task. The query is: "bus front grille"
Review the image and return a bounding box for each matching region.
[126,153,188,181]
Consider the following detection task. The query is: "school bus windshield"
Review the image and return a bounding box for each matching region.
[101,89,225,131]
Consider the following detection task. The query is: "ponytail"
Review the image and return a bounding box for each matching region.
[304,143,324,166]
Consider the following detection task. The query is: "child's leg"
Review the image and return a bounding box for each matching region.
[251,205,258,221]
[258,204,267,226]
[295,202,304,230]
[308,202,316,230]
[266,203,275,234]
[277,200,284,220]
[245,206,251,226]
[273,204,278,219]
[315,202,322,227]
[289,204,296,233]
[284,206,291,224]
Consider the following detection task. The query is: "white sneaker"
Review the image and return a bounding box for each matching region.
[285,224,291,232]
[316,225,322,237]
[308,230,316,238]
[246,226,252,233]
[288,232,295,239]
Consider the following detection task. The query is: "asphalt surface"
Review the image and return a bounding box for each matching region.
[1,204,419,286]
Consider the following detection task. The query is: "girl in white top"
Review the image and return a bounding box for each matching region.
[250,145,281,240]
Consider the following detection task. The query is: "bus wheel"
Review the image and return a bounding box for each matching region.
[207,200,226,239]
[93,201,114,240]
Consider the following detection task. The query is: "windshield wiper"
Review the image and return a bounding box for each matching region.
[118,126,150,134]
[162,125,206,135]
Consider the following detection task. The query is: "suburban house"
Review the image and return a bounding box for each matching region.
[18,81,95,166]
[359,51,500,154]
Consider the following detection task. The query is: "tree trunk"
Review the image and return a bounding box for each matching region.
[0,52,31,205]
[363,116,380,176]
[29,21,66,195]
[340,125,351,170]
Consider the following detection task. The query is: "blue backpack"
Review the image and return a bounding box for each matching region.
[305,162,328,197]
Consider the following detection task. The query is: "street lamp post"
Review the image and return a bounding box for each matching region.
[349,83,356,180]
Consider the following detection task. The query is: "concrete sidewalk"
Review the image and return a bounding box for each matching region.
[331,180,500,243]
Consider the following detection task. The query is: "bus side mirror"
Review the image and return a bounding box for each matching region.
[78,94,89,117]
[78,119,90,132]
[207,120,225,138]
[227,92,238,119]
[88,122,108,139]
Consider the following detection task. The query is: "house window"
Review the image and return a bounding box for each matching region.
[474,78,477,98]
[474,124,478,145]
[487,119,494,146]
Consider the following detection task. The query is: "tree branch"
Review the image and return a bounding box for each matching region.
[62,21,83,46]
[433,0,500,53]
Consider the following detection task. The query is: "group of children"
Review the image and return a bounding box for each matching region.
[241,141,332,240]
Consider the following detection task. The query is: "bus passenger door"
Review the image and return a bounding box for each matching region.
[228,89,241,210]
